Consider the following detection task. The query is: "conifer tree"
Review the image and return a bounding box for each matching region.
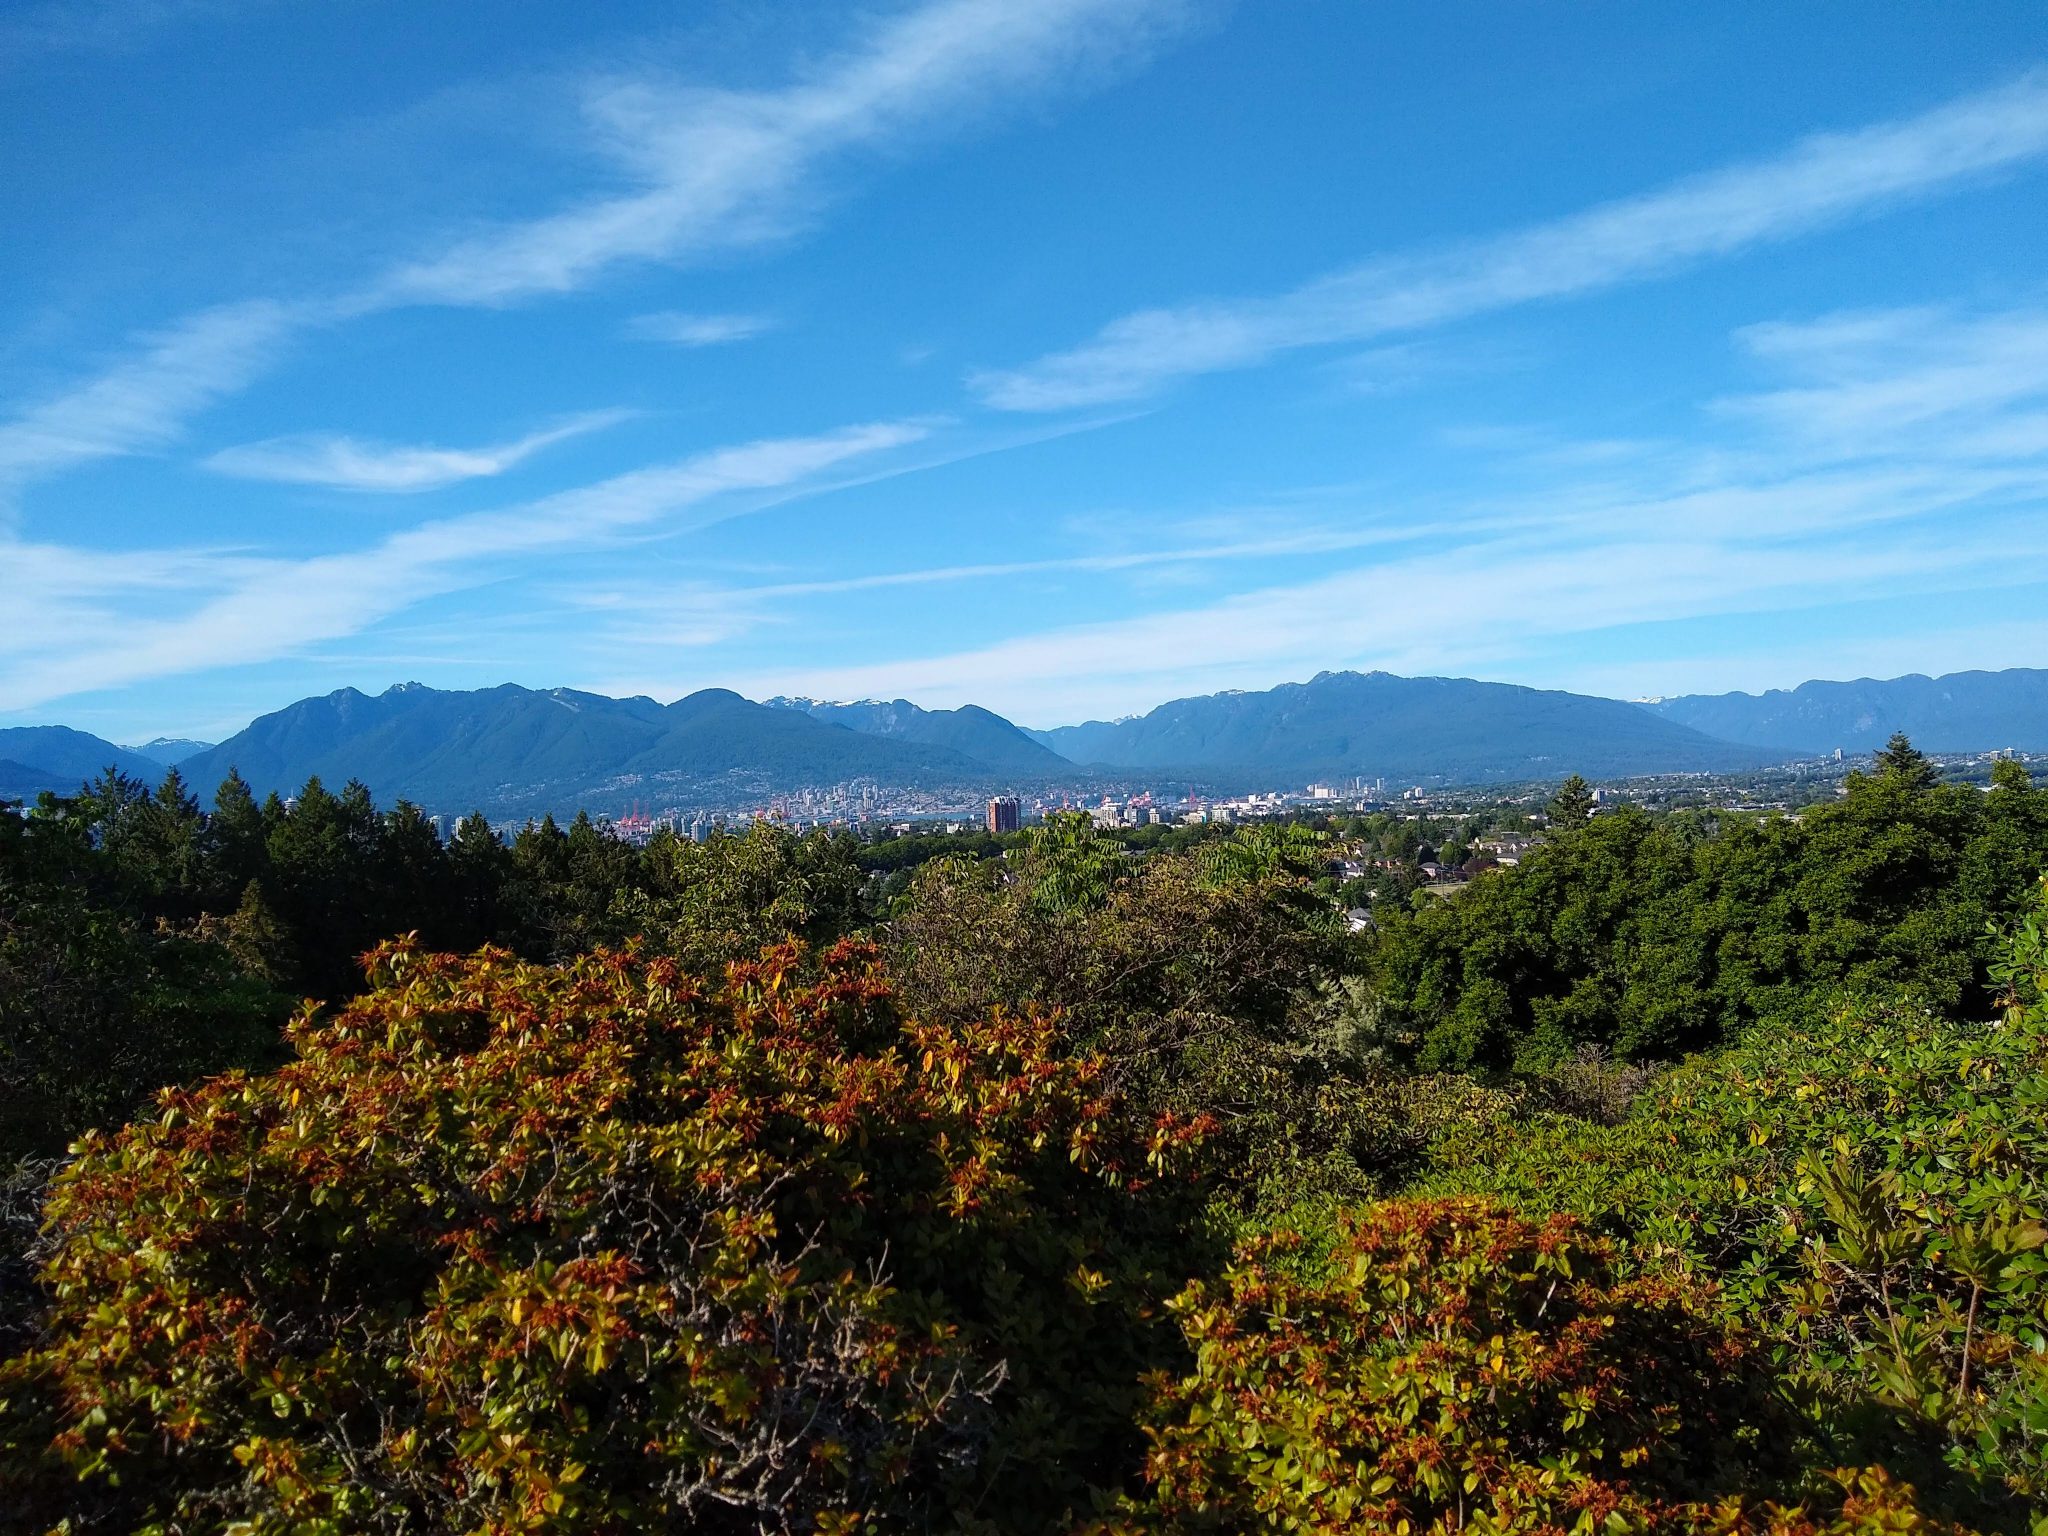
[1548,773,1596,827]
[223,878,293,984]
[448,810,512,945]
[1876,731,1939,791]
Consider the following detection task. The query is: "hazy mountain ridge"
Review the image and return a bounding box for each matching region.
[0,760,62,799]
[172,683,1064,817]
[1642,668,2048,754]
[766,696,1070,774]
[17,666,2048,818]
[120,737,214,763]
[1032,670,1782,781]
[0,726,176,794]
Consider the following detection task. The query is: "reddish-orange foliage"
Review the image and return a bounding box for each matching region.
[0,938,1205,1534]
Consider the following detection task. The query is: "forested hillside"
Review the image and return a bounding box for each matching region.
[3,739,2046,1531]
[176,682,1062,817]
[1646,669,2048,755]
[1030,669,1781,779]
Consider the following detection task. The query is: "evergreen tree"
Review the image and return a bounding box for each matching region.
[132,769,206,914]
[376,802,459,949]
[337,779,382,866]
[507,813,572,954]
[223,878,293,984]
[562,810,640,953]
[1875,731,1939,791]
[448,811,513,945]
[1548,774,1596,827]
[78,768,151,861]
[265,778,358,997]
[206,769,270,900]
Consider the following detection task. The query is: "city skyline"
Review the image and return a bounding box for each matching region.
[5,3,2048,743]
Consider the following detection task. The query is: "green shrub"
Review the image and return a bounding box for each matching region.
[1423,991,2048,1523]
[1094,1197,1963,1534]
[614,820,869,972]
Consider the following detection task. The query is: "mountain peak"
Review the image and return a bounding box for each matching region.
[764,695,890,711]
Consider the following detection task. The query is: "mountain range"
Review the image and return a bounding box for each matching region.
[160,684,1069,818]
[763,697,1068,775]
[1030,671,1775,783]
[4,666,2044,816]
[1642,669,2048,755]
[0,726,181,799]
[122,736,215,763]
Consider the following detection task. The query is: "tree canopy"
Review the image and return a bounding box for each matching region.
[3,742,2043,1531]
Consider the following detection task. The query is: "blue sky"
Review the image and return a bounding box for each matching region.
[5,1,2048,742]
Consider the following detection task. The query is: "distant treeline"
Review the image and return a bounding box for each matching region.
[8,740,2043,1162]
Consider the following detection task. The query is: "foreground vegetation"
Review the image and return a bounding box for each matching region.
[3,740,2046,1531]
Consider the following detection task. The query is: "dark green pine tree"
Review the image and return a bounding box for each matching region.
[79,766,151,852]
[206,769,271,900]
[506,813,572,955]
[264,777,359,997]
[224,878,295,985]
[449,811,513,946]
[127,767,207,916]
[1548,774,1595,828]
[1874,731,1939,792]
[337,780,382,865]
[376,801,461,949]
[561,810,640,954]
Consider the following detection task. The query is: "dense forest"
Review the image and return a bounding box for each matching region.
[2,739,2046,1532]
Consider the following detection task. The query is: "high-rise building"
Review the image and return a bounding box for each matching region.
[986,795,1021,835]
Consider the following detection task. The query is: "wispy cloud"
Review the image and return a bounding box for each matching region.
[0,420,927,711]
[0,540,269,658]
[566,520,1444,662]
[972,71,2048,410]
[0,300,302,498]
[625,311,778,347]
[0,0,1190,490]
[735,529,2044,727]
[203,409,631,493]
[729,303,2048,722]
[1716,305,2048,460]
[369,0,1194,309]
[590,521,1435,610]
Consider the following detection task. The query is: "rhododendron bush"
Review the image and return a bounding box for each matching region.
[0,939,1207,1534]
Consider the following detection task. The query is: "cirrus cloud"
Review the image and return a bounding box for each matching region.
[972,71,2048,411]
[0,0,1194,492]
[625,311,778,347]
[204,410,632,493]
